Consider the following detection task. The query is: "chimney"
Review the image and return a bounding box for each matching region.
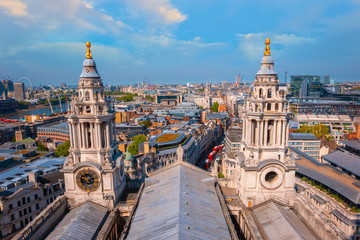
[28,172,38,186]
[144,141,150,154]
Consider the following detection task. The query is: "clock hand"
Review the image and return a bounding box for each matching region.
[81,176,90,183]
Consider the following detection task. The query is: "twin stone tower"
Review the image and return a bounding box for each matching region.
[61,39,295,210]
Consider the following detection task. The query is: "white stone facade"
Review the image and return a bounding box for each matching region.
[236,41,296,207]
[62,43,125,209]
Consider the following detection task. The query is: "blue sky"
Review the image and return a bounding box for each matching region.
[0,0,359,86]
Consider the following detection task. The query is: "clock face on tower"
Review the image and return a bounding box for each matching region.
[76,168,100,192]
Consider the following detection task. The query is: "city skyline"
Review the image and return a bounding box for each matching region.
[0,0,359,86]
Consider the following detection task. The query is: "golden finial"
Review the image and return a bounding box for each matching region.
[264,38,271,56]
[86,41,92,58]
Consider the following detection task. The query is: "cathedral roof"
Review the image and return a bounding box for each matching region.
[126,162,232,239]
[45,202,108,240]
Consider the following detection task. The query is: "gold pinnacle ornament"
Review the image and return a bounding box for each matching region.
[264,38,271,56]
[86,41,92,58]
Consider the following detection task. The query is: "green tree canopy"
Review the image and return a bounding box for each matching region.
[37,142,48,151]
[128,135,147,156]
[297,124,329,138]
[116,93,138,102]
[54,140,70,157]
[199,105,204,110]
[211,102,219,112]
[139,120,152,128]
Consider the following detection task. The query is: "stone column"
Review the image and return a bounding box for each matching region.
[243,118,246,140]
[77,122,81,149]
[106,123,110,148]
[277,120,282,147]
[256,120,260,146]
[259,120,264,147]
[272,121,277,147]
[281,120,286,147]
[90,123,93,148]
[264,120,268,146]
[285,122,289,146]
[249,120,253,145]
[97,123,102,149]
[82,123,87,149]
[69,122,73,148]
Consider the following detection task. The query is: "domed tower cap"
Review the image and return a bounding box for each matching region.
[264,38,271,56]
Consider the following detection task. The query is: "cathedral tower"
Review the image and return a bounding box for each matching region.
[238,38,296,206]
[62,42,125,208]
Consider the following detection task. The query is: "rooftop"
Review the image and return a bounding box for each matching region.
[323,151,360,177]
[45,202,108,240]
[289,133,317,140]
[38,121,69,131]
[295,153,360,204]
[294,114,353,122]
[127,162,231,240]
[342,140,360,152]
[250,201,317,239]
[0,157,65,189]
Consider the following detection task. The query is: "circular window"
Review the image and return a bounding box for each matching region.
[265,171,278,183]
[260,167,283,190]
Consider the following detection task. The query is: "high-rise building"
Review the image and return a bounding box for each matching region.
[290,75,320,98]
[235,74,241,84]
[14,82,25,100]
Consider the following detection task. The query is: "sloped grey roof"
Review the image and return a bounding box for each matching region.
[289,133,316,140]
[323,151,360,177]
[251,201,317,240]
[296,164,360,204]
[127,163,231,240]
[45,202,108,240]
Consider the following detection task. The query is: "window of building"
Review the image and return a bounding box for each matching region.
[19,210,22,217]
[12,224,16,233]
[22,197,26,205]
[17,201,21,207]
[24,208,27,215]
[9,204,13,210]
[28,206,32,213]
[35,194,38,200]
[11,214,14,221]
[36,203,40,210]
[27,197,30,203]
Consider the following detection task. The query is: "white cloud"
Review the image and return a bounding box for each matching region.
[0,0,126,33]
[0,0,27,16]
[273,34,315,45]
[132,34,224,53]
[236,33,315,60]
[125,0,187,25]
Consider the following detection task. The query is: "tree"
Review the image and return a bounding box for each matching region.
[12,135,16,143]
[37,142,48,151]
[199,105,204,110]
[297,124,329,138]
[139,120,152,128]
[128,135,147,156]
[211,102,219,112]
[218,172,225,178]
[199,88,204,92]
[54,140,70,157]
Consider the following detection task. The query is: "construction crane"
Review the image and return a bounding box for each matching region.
[46,94,54,115]
[66,95,70,113]
[58,96,63,113]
